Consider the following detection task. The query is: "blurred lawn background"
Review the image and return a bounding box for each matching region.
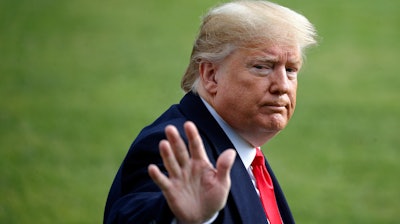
[1,0,399,223]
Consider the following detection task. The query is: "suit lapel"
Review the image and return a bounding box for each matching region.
[229,158,268,223]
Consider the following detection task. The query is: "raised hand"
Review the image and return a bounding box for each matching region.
[148,121,236,224]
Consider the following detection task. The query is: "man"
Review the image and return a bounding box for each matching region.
[104,1,317,223]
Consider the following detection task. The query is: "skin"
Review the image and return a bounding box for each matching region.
[148,41,302,223]
[200,43,302,146]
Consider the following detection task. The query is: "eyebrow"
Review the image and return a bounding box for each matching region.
[251,55,278,63]
[249,55,302,66]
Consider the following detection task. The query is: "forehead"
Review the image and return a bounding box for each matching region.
[237,42,302,64]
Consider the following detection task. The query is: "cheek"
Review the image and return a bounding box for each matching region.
[216,83,256,117]
[220,74,254,99]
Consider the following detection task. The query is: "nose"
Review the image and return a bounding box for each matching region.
[268,66,290,95]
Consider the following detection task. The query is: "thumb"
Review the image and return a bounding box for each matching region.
[216,149,236,183]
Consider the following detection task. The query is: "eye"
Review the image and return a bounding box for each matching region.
[286,67,298,79]
[254,65,265,69]
[251,64,273,76]
[286,67,295,73]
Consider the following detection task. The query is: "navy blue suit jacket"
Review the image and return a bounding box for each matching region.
[104,92,295,224]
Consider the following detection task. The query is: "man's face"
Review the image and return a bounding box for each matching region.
[211,43,302,146]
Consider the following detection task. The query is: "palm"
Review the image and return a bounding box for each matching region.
[148,121,236,224]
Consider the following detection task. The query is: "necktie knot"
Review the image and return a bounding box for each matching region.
[252,148,265,166]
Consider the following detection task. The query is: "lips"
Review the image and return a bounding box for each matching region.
[267,103,286,107]
[263,101,288,107]
[260,102,288,113]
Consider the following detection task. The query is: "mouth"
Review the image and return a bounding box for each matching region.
[261,103,288,113]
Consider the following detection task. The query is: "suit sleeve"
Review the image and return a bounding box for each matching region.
[104,130,175,224]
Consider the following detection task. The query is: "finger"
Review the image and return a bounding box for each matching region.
[184,121,210,162]
[165,125,190,168]
[216,149,236,184]
[159,139,181,178]
[148,164,172,191]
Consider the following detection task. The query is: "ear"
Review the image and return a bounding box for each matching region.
[199,61,218,94]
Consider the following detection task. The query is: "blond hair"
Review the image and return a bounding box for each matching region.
[181,0,318,93]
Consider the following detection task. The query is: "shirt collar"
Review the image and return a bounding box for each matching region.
[200,97,257,170]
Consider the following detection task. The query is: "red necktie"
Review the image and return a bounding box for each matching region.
[252,148,282,224]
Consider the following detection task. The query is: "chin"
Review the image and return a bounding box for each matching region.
[264,116,288,130]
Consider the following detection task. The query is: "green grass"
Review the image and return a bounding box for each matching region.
[1,0,399,223]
